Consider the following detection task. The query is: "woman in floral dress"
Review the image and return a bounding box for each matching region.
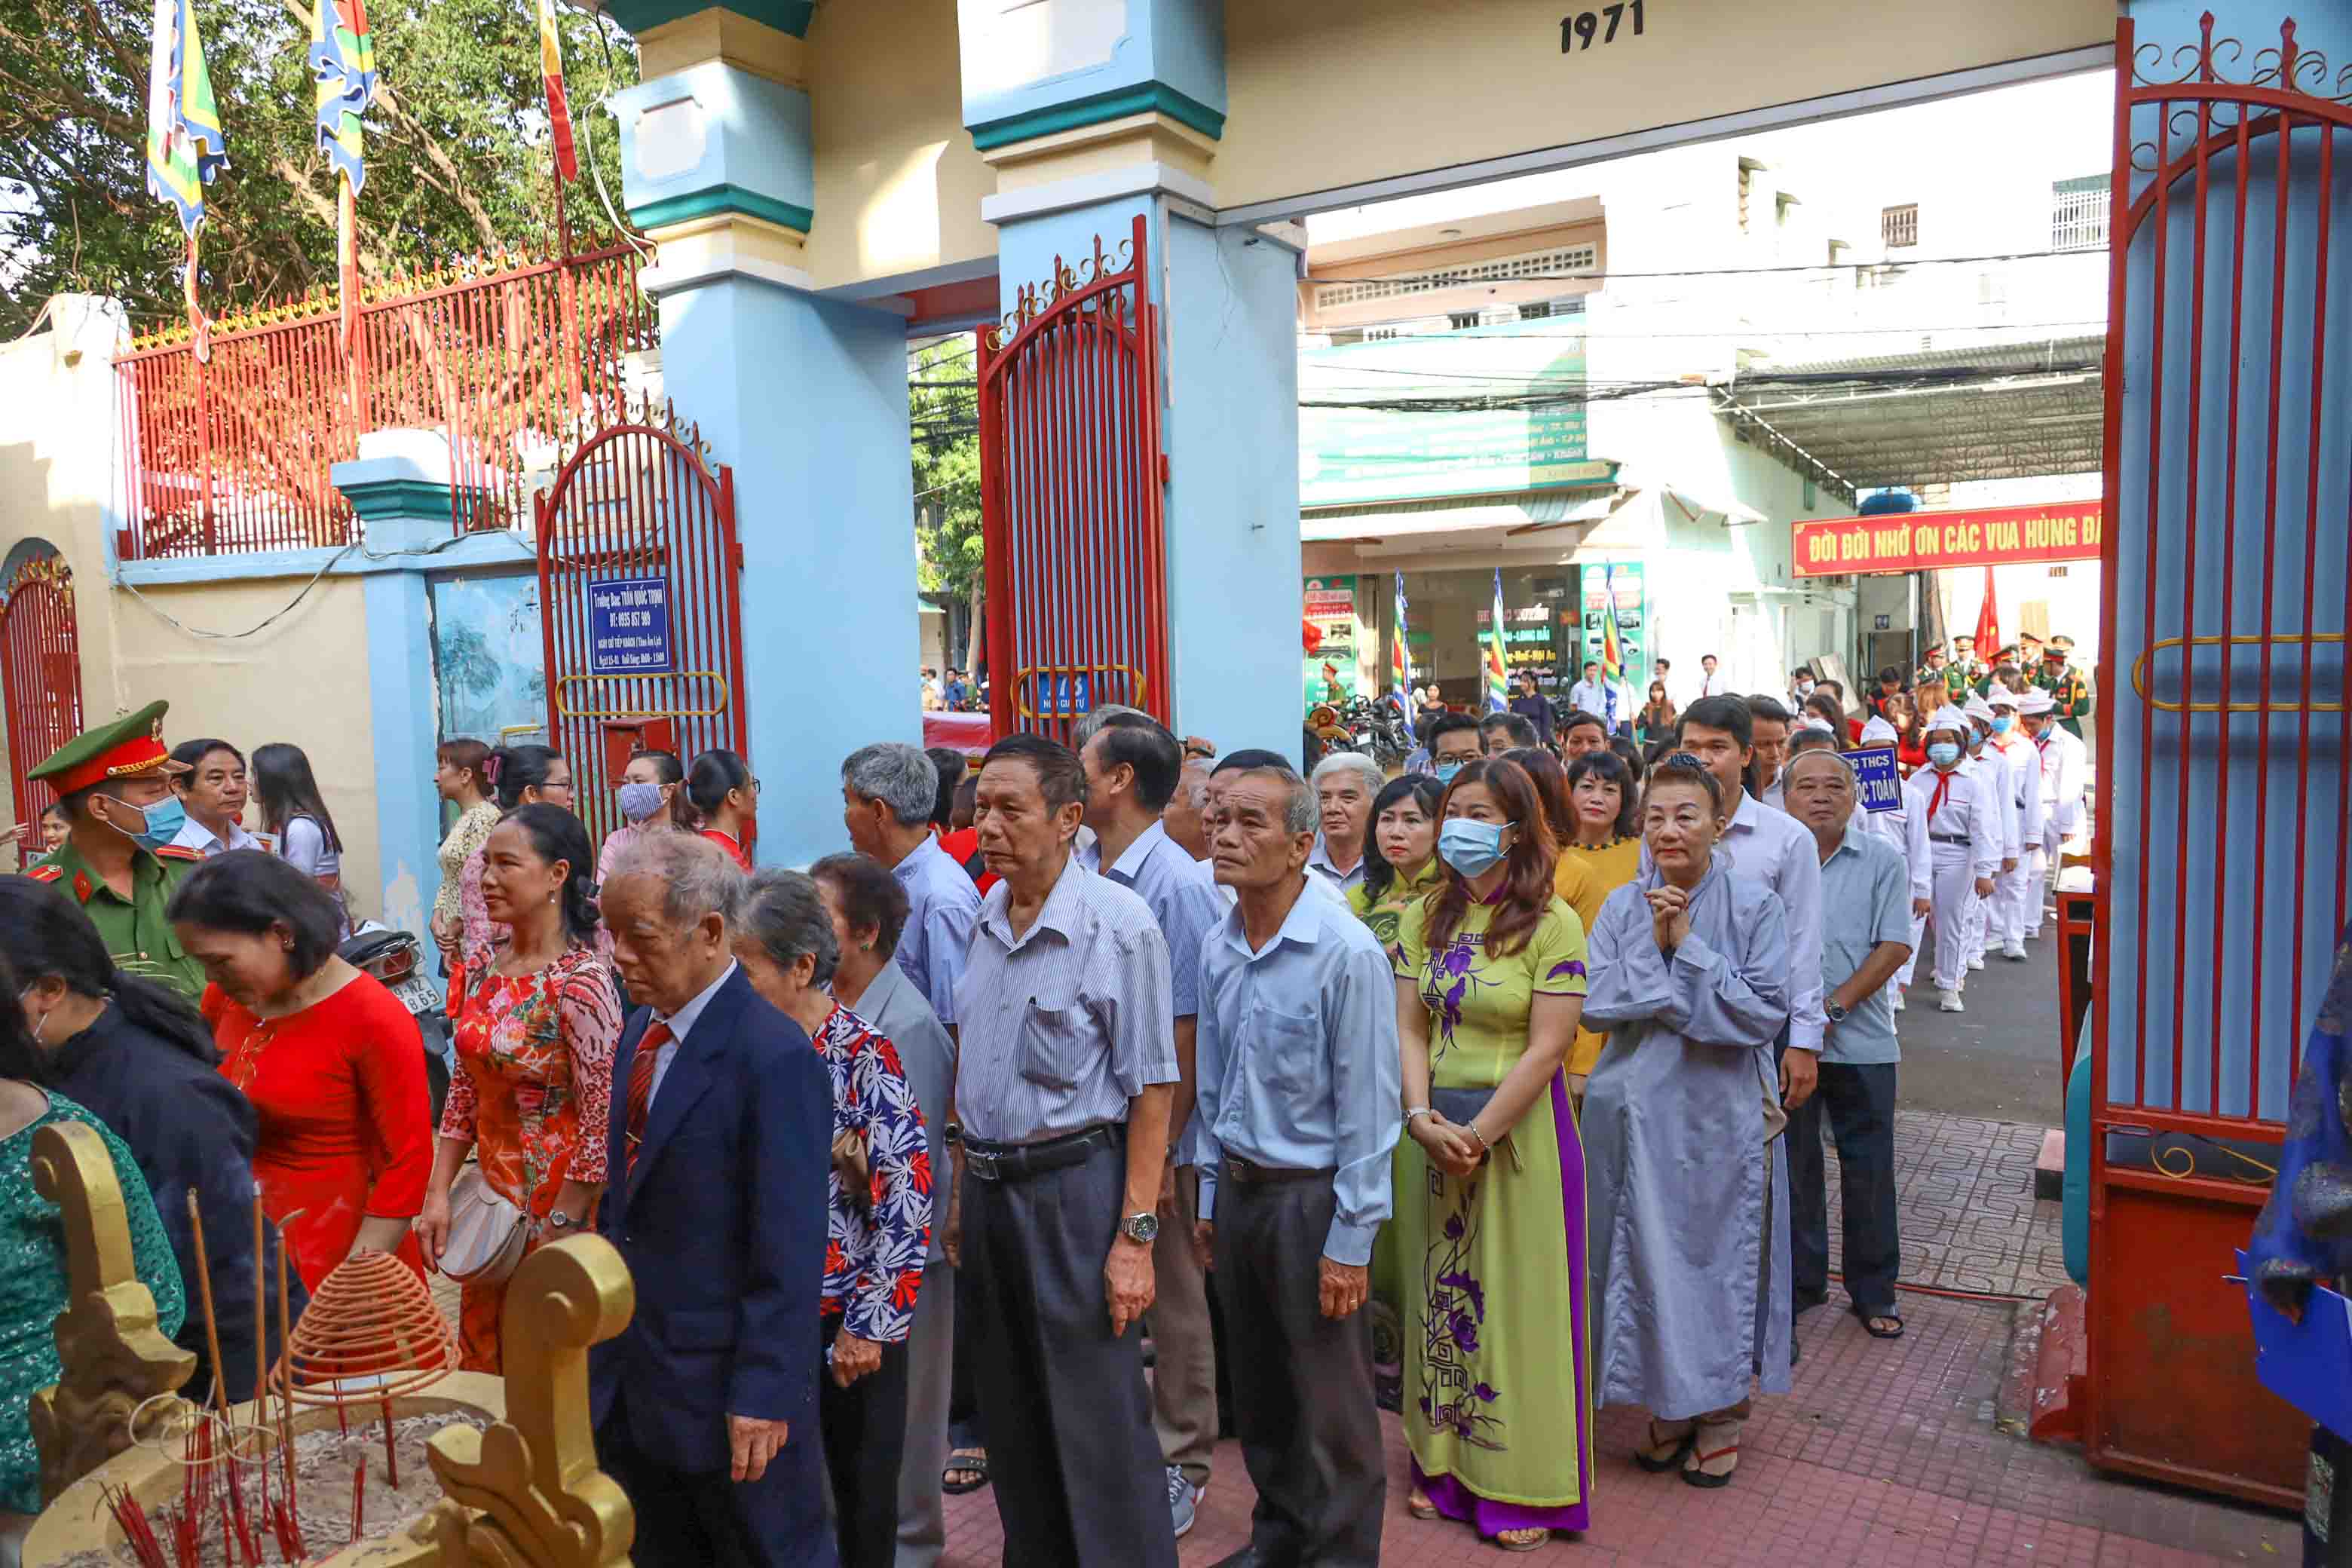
[416,804,619,1371]
[1391,758,1591,1552]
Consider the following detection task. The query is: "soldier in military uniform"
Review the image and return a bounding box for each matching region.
[2035,636,2094,741]
[1914,643,1953,692]
[26,701,209,1000]
[1945,636,1983,700]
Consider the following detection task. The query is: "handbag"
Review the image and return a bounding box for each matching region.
[1428,1086,1523,1171]
[438,1165,530,1283]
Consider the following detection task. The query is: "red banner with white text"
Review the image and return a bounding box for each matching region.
[1791,501,2104,578]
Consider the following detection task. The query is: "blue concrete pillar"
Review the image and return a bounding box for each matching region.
[608,33,920,868]
[966,0,1303,756]
[332,451,485,935]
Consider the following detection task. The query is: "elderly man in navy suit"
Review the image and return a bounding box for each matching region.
[593,832,838,1568]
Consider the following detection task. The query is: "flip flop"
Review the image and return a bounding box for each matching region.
[1406,1488,1438,1520]
[1851,1304,1906,1340]
[1493,1526,1551,1551]
[942,1448,990,1495]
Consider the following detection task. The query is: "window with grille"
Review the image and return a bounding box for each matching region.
[2052,175,2109,253]
[1881,204,1919,249]
[1518,302,1552,320]
[1447,311,1482,331]
[1312,243,1600,311]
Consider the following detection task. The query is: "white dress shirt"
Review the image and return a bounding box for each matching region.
[645,960,739,1107]
[171,816,262,857]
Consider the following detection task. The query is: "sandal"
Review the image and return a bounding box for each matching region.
[1852,1303,1905,1340]
[1493,1526,1550,1551]
[1634,1416,1695,1473]
[942,1447,989,1495]
[1406,1487,1438,1520]
[1681,1418,1741,1489]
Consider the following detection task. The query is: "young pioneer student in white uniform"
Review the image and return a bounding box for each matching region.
[1981,689,2044,960]
[1903,710,2004,1014]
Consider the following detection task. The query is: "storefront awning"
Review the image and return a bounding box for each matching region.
[1300,485,1621,545]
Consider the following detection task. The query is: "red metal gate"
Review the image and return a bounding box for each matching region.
[2088,14,2352,1505]
[534,403,746,850]
[0,548,84,827]
[977,214,1169,745]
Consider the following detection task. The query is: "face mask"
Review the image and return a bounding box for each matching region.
[19,989,44,1046]
[1437,818,1511,878]
[1928,742,1962,768]
[108,794,186,852]
[1433,761,1465,785]
[1990,715,2014,734]
[617,781,666,822]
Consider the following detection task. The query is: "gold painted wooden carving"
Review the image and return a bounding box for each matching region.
[427,1236,637,1568]
[26,1120,198,1504]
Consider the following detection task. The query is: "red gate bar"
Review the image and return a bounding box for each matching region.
[977,215,1171,746]
[117,245,656,561]
[534,406,746,853]
[2087,13,2352,1506]
[0,551,85,828]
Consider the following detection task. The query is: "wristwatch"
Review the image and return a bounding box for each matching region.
[546,1209,577,1232]
[1119,1211,1159,1245]
[1825,999,1850,1024]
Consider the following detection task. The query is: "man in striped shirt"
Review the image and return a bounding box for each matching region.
[954,733,1180,1567]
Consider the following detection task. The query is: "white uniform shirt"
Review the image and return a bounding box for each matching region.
[1989,733,2045,854]
[1901,763,2005,898]
[2037,727,2088,841]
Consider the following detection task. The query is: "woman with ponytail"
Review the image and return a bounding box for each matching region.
[686,748,758,871]
[437,743,574,983]
[414,804,618,1370]
[0,874,287,1405]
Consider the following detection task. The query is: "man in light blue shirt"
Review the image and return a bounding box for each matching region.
[842,743,979,1031]
[1193,756,1398,1568]
[1780,749,1914,1340]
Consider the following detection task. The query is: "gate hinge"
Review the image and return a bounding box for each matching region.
[1159,453,1171,485]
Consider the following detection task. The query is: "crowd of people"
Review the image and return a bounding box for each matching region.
[0,635,2091,1566]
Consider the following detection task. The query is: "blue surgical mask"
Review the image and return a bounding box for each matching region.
[1433,761,1465,785]
[118,794,187,852]
[1437,817,1511,878]
[1928,742,1962,768]
[1990,714,2014,734]
[617,781,666,822]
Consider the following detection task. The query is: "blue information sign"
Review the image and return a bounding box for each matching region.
[1847,748,1902,813]
[1033,671,1093,716]
[587,576,674,675]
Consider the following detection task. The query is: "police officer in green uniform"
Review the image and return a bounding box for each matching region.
[2035,635,2094,740]
[25,700,208,1000]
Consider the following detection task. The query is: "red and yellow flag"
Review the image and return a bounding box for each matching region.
[538,0,577,181]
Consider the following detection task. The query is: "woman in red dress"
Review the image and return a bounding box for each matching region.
[169,852,432,1291]
[415,805,619,1370]
[688,748,758,871]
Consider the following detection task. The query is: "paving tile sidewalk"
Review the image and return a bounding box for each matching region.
[937,1110,2293,1566]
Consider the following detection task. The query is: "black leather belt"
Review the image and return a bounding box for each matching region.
[1931,832,1971,845]
[963,1124,1119,1183]
[1224,1157,1335,1186]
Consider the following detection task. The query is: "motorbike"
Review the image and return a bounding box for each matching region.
[339,923,452,1126]
[1343,696,1413,767]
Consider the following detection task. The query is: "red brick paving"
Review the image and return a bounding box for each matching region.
[939,1289,2295,1566]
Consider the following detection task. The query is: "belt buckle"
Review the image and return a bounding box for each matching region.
[966,1147,1000,1181]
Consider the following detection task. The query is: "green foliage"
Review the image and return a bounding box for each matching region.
[0,0,638,338]
[910,336,982,599]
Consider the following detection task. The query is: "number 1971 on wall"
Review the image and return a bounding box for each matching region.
[1562,1,1645,52]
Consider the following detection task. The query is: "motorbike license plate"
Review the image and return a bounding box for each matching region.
[393,974,441,1015]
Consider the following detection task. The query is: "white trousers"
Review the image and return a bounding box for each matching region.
[1994,859,2034,947]
[1929,847,1981,993]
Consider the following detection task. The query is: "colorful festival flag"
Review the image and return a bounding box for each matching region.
[145,0,228,357]
[311,0,378,356]
[1484,568,1510,713]
[1600,565,1625,730]
[539,0,579,182]
[1974,564,2001,666]
[1390,571,1413,711]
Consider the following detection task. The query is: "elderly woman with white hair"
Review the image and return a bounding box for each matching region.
[1900,708,2004,1014]
[732,867,933,1568]
[1308,751,1385,895]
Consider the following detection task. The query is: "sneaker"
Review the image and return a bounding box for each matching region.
[1891,991,1906,1012]
[1167,1466,1198,1539]
[2002,940,2028,960]
[1939,990,1965,1013]
[1967,954,1986,971]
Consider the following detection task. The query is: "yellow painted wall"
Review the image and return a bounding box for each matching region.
[1219,0,2112,211]
[105,574,383,919]
[806,0,1000,289]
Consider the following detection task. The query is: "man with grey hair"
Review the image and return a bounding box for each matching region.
[1780,749,1913,1341]
[842,742,979,1033]
[1193,755,1399,1568]
[593,833,837,1567]
[1164,757,1216,860]
[1306,751,1383,895]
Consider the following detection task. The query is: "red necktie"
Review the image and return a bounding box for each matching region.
[625,1021,675,1177]
[1926,769,1955,830]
